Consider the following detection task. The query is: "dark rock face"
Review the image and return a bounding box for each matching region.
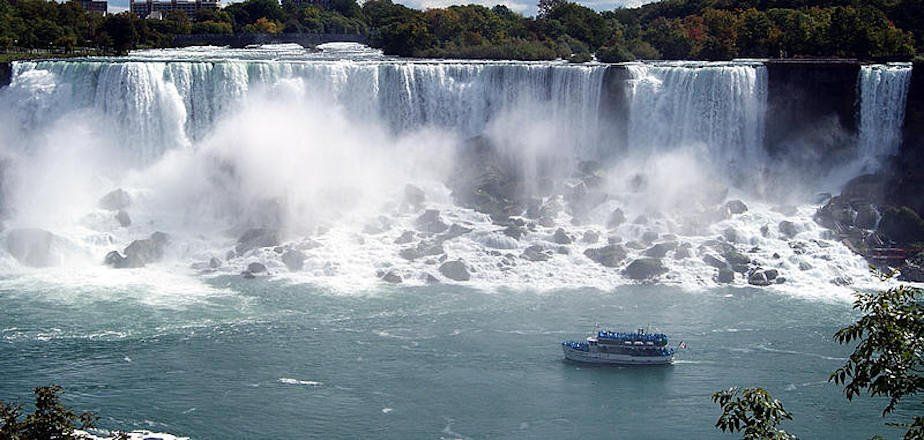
[104,250,126,268]
[416,209,449,234]
[898,252,924,282]
[439,260,471,281]
[583,244,626,267]
[703,254,726,269]
[282,249,307,271]
[878,207,924,245]
[99,189,132,211]
[209,257,222,268]
[623,258,668,280]
[236,228,279,254]
[747,269,779,286]
[6,228,61,267]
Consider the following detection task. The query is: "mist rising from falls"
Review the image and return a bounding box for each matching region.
[0,47,914,297]
[857,63,912,170]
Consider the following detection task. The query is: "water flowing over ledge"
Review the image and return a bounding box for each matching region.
[0,44,914,299]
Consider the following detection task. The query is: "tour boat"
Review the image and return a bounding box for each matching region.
[562,327,678,366]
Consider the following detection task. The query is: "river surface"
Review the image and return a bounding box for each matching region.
[0,279,901,439]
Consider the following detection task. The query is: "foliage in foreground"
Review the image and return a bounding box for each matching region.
[0,385,126,440]
[712,386,796,440]
[831,284,924,438]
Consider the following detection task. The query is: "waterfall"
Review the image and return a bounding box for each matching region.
[624,62,768,172]
[857,63,912,169]
[5,60,607,162]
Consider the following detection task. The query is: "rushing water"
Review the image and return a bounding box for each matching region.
[0,44,916,438]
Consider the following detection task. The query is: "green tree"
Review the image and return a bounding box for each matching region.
[712,387,796,440]
[1,385,99,440]
[830,285,924,438]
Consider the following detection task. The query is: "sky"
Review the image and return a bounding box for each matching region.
[106,0,655,17]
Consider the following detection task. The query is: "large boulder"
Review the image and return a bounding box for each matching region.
[416,209,449,234]
[606,209,626,229]
[724,200,748,215]
[380,270,402,284]
[236,228,279,254]
[399,239,444,260]
[448,136,525,221]
[778,221,800,238]
[522,245,551,262]
[98,189,132,211]
[480,233,519,250]
[715,268,734,283]
[439,260,471,281]
[6,228,62,267]
[877,207,924,245]
[118,232,169,268]
[623,258,668,280]
[643,241,677,259]
[115,210,132,227]
[898,252,924,282]
[247,262,267,274]
[281,249,307,271]
[583,244,626,268]
[552,228,572,245]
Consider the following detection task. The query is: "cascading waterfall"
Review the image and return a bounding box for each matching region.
[857,63,913,169]
[7,59,607,163]
[625,62,768,173]
[0,44,913,296]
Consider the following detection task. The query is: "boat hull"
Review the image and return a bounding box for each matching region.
[562,346,674,366]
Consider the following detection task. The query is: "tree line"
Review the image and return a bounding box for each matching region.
[0,0,919,60]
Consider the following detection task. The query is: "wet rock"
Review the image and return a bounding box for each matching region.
[380,270,402,284]
[99,189,131,211]
[121,232,169,268]
[723,249,750,273]
[104,250,126,268]
[247,262,267,274]
[775,276,786,284]
[503,224,526,240]
[439,260,471,281]
[643,241,677,259]
[673,245,692,260]
[581,231,599,244]
[722,227,741,243]
[282,249,307,271]
[422,272,440,284]
[236,228,279,254]
[447,136,525,221]
[552,228,572,245]
[522,245,551,262]
[556,246,570,255]
[815,196,855,229]
[641,231,659,243]
[764,269,779,281]
[633,215,648,225]
[747,270,772,286]
[798,261,812,271]
[878,207,924,245]
[715,268,734,283]
[898,252,924,282]
[623,258,668,280]
[724,200,748,215]
[6,228,62,267]
[209,257,222,268]
[760,224,770,237]
[606,209,626,229]
[399,239,444,260]
[115,210,131,227]
[583,244,627,268]
[403,184,426,210]
[832,275,853,286]
[394,231,416,244]
[242,271,256,279]
[625,240,646,250]
[441,224,473,240]
[416,209,449,234]
[778,221,800,238]
[854,204,879,229]
[703,254,727,269]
